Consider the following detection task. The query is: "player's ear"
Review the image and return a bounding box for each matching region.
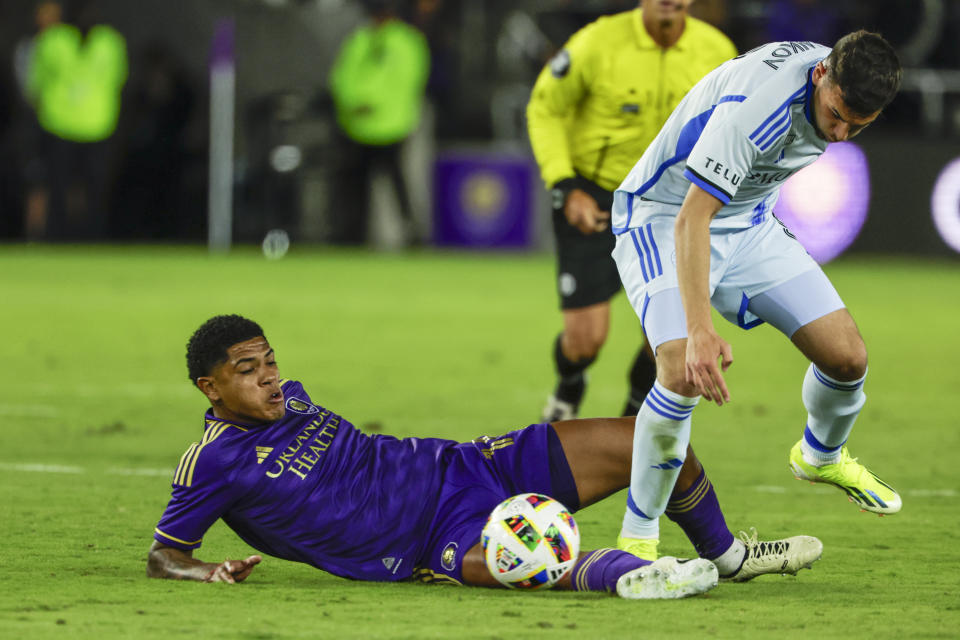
[196,376,220,403]
[812,60,827,85]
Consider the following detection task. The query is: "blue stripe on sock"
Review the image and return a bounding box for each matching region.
[645,395,690,421]
[626,490,651,519]
[813,366,864,391]
[803,425,843,453]
[650,385,695,413]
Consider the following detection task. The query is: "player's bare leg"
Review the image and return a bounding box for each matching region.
[463,417,721,596]
[542,303,610,421]
[550,416,705,506]
[791,308,867,382]
[788,309,901,514]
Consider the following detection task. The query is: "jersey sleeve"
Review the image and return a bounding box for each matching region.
[683,66,809,203]
[525,25,597,188]
[153,438,238,550]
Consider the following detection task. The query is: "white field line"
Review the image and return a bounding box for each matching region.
[0,462,84,473]
[107,467,173,477]
[0,462,171,477]
[0,462,955,499]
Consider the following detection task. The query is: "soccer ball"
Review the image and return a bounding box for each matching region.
[481,493,580,590]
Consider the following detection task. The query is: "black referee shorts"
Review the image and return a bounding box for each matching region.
[551,177,622,310]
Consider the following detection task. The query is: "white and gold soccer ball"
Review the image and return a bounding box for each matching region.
[481,493,580,590]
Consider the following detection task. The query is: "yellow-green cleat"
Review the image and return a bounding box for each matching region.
[789,440,902,515]
[616,536,659,561]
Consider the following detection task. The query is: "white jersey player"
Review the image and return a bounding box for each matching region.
[608,31,904,568]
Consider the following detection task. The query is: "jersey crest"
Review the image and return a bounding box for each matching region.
[549,49,571,78]
[285,397,319,415]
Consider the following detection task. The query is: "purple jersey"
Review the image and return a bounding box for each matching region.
[154,379,457,581]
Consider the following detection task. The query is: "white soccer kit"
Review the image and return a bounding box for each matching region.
[610,40,844,347]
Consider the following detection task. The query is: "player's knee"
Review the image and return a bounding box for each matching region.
[564,327,607,360]
[819,341,868,381]
[650,341,698,397]
[654,369,698,398]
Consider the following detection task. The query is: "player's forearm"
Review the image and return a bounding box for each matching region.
[146,541,216,581]
[675,187,723,331]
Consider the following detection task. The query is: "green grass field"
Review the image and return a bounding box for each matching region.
[1,245,958,639]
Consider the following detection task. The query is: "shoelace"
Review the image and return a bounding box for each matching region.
[838,450,868,480]
[737,528,788,558]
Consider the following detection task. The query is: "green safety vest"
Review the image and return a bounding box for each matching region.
[328,19,429,146]
[28,23,128,142]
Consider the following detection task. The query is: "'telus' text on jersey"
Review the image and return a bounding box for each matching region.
[612,41,830,232]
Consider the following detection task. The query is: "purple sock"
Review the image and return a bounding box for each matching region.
[569,549,650,592]
[665,469,734,560]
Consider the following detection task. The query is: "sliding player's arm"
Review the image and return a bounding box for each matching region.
[149,434,252,581]
[674,184,730,406]
[147,540,261,583]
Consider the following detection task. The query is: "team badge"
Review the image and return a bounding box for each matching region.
[285,397,319,415]
[549,49,571,78]
[559,273,577,297]
[441,542,459,571]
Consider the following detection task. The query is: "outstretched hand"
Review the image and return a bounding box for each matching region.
[685,327,733,406]
[205,555,262,584]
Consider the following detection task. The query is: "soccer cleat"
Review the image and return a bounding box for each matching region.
[789,440,902,514]
[541,394,578,422]
[721,528,823,582]
[616,536,659,561]
[617,557,718,599]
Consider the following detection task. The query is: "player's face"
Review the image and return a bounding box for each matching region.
[199,337,285,425]
[640,0,692,21]
[810,62,880,142]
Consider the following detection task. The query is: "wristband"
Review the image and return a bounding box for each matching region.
[550,177,581,210]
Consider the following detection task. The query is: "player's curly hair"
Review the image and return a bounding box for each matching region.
[826,30,901,117]
[186,315,266,383]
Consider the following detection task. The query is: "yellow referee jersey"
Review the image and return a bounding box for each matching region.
[527,9,737,192]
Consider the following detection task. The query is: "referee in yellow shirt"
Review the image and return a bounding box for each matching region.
[527,0,735,422]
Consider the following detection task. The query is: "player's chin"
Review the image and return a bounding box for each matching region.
[256,401,286,423]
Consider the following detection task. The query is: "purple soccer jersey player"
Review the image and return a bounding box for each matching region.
[146,315,822,595]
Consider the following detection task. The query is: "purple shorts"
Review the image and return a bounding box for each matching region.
[414,423,579,585]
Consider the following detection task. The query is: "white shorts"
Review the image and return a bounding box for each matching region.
[612,214,845,351]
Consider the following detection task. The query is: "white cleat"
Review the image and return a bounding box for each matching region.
[616,557,718,599]
[540,394,578,423]
[721,528,823,582]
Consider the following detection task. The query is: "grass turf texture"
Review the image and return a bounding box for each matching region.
[1,245,958,639]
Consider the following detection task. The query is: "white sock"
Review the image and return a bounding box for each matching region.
[711,539,746,576]
[621,381,698,538]
[801,364,866,466]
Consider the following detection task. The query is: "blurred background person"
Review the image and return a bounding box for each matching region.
[526,0,736,424]
[110,42,198,240]
[327,0,430,246]
[22,0,127,240]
